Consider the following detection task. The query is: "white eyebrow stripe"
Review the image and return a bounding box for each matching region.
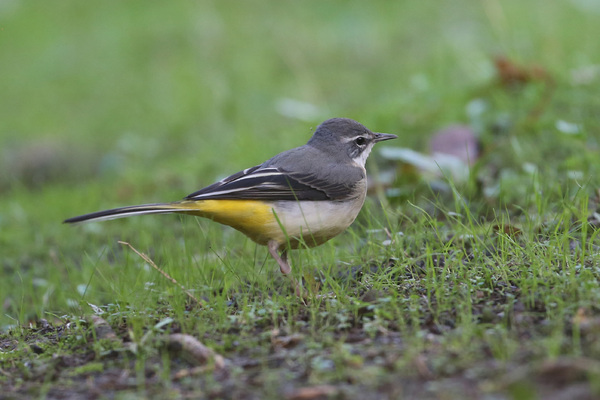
[343,135,370,143]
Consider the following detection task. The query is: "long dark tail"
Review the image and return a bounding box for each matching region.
[63,202,199,224]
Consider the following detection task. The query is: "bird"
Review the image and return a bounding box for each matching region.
[64,118,397,295]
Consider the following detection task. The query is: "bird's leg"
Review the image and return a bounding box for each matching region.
[267,240,303,297]
[268,240,290,274]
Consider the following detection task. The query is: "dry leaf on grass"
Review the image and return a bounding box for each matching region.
[90,316,119,342]
[494,55,549,87]
[270,329,305,349]
[286,384,339,400]
[166,333,226,370]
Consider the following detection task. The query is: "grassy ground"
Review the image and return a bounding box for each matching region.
[2,1,600,399]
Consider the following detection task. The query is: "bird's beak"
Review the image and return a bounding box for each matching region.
[373,132,398,142]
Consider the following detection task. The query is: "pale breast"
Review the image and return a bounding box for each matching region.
[266,194,366,249]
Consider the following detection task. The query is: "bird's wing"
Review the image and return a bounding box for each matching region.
[185,165,358,201]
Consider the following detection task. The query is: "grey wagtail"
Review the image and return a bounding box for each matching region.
[65,118,397,293]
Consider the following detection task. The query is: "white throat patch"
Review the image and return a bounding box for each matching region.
[353,143,375,167]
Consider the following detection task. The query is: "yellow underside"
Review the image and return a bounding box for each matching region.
[174,199,278,245]
[169,199,341,248]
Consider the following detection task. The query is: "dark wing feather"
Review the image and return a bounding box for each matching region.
[185,165,354,201]
[284,170,358,200]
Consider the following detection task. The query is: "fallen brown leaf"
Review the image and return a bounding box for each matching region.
[494,55,549,87]
[286,384,339,400]
[90,316,119,342]
[271,330,305,349]
[166,333,226,369]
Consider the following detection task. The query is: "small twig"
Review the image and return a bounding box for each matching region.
[384,227,394,242]
[118,241,204,307]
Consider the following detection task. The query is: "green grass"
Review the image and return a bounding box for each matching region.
[2,0,600,398]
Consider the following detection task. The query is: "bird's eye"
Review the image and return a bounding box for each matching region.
[354,137,366,146]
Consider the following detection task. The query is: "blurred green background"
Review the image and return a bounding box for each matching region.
[1,0,599,329]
